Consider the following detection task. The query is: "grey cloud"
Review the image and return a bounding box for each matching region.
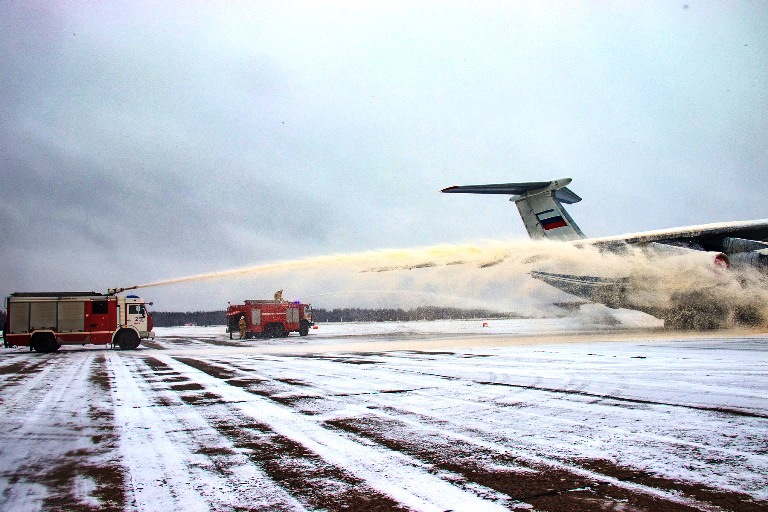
[1,2,767,309]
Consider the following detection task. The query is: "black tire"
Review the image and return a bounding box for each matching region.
[265,324,286,338]
[32,333,57,353]
[299,320,310,336]
[116,330,140,350]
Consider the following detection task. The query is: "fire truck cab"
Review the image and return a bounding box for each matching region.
[3,292,155,353]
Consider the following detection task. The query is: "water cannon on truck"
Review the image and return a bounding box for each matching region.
[3,290,155,353]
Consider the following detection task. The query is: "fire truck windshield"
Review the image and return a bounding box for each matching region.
[128,304,145,316]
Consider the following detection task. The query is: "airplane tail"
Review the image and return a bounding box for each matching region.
[441,178,586,241]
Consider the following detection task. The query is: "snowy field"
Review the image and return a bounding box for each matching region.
[1,315,767,511]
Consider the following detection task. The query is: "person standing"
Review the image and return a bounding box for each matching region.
[238,315,247,339]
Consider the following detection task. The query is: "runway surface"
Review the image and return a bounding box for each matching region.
[1,319,766,511]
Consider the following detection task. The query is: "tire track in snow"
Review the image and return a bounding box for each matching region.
[473,380,768,419]
[0,352,123,511]
[328,411,764,512]
[216,353,767,467]
[137,355,331,511]
[364,354,768,419]
[108,353,306,511]
[0,355,59,410]
[166,355,516,512]
[198,356,749,511]
[179,353,766,511]
[261,351,768,486]
[0,353,94,506]
[140,355,408,511]
[357,355,768,493]
[359,371,764,465]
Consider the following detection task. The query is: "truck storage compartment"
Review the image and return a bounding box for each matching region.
[58,301,85,332]
[9,302,30,334]
[30,302,56,330]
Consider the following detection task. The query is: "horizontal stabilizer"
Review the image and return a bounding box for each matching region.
[441,179,582,204]
[441,181,552,195]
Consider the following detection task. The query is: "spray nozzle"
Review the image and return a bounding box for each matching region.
[107,285,140,295]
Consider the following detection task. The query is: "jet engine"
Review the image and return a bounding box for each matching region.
[644,242,730,269]
[705,237,768,274]
[727,250,768,273]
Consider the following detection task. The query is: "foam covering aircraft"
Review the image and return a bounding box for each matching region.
[442,179,768,329]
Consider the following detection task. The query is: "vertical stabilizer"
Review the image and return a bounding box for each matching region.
[441,178,585,241]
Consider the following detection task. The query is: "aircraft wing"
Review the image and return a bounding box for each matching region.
[584,219,768,250]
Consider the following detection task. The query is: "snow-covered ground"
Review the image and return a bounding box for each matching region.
[1,316,766,511]
[154,305,664,342]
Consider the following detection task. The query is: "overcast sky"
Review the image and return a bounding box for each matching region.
[1,1,767,311]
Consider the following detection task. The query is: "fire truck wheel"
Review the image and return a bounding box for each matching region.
[32,333,56,353]
[299,321,310,336]
[116,330,140,350]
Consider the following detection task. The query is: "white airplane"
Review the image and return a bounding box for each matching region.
[442,178,768,329]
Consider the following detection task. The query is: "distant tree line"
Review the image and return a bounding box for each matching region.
[150,307,522,327]
[312,307,523,323]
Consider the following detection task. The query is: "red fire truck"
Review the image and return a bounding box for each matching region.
[3,291,155,352]
[227,299,313,339]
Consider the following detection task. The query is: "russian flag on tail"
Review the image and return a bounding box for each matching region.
[536,210,568,231]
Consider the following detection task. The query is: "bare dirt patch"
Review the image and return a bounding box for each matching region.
[0,360,35,375]
[274,377,310,386]
[577,458,767,512]
[39,458,125,512]
[179,391,226,405]
[137,339,165,350]
[142,356,173,372]
[169,382,205,391]
[226,377,267,387]
[88,354,110,392]
[174,357,238,379]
